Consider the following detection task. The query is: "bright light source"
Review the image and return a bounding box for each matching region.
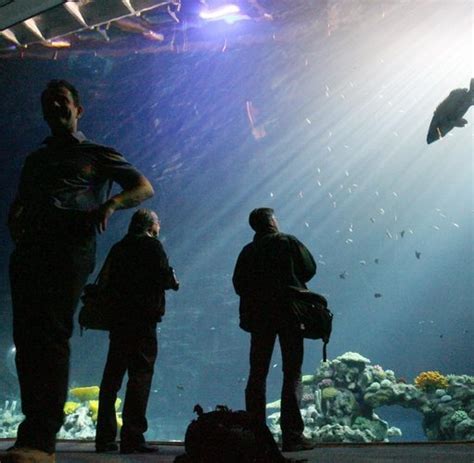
[199,4,240,21]
[45,39,71,48]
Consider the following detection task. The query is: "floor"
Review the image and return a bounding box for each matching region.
[1,440,473,462]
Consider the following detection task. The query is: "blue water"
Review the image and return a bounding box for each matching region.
[0,0,472,442]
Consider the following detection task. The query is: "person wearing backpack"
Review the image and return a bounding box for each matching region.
[232,208,316,452]
[95,209,179,454]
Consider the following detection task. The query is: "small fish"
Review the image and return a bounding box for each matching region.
[385,230,393,239]
[339,271,347,279]
[177,385,184,390]
[359,260,367,265]
[370,217,375,223]
[374,293,382,298]
[415,251,421,259]
[374,258,379,264]
[400,230,405,238]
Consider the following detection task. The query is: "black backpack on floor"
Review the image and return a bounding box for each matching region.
[174,405,298,463]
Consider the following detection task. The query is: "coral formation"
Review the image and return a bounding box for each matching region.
[414,371,449,391]
[63,401,81,415]
[0,400,23,438]
[267,352,474,442]
[88,400,100,422]
[58,386,122,439]
[69,386,100,401]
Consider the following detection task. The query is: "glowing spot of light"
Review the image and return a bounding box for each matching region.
[200,4,241,21]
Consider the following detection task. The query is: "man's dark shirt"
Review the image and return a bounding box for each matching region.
[15,132,144,245]
[232,231,316,331]
[103,234,176,329]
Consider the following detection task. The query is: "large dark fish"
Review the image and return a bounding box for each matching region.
[426,78,474,144]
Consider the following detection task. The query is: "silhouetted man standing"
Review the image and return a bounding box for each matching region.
[233,208,316,452]
[95,209,179,454]
[6,80,154,463]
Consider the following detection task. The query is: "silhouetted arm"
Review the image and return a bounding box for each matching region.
[95,174,154,233]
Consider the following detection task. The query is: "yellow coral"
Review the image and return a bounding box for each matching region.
[115,398,122,411]
[322,386,339,400]
[63,401,80,415]
[70,386,100,401]
[116,412,123,429]
[87,398,122,422]
[414,371,448,391]
[88,400,99,422]
[266,400,281,409]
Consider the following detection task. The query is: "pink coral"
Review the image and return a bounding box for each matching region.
[319,378,334,388]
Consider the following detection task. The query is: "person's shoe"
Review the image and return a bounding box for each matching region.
[281,435,315,452]
[95,442,119,453]
[120,443,160,454]
[1,447,56,463]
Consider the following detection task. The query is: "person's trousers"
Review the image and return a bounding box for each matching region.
[245,326,304,440]
[9,243,93,453]
[96,329,157,448]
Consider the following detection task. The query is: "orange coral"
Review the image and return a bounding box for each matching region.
[414,371,448,391]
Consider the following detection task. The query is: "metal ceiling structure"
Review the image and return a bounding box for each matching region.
[0,1,413,59]
[0,0,330,58]
[0,0,182,49]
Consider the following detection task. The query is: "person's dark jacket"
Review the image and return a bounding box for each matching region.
[232,231,316,332]
[101,233,178,329]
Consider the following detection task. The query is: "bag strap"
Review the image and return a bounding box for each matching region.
[79,252,113,336]
[94,250,114,285]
